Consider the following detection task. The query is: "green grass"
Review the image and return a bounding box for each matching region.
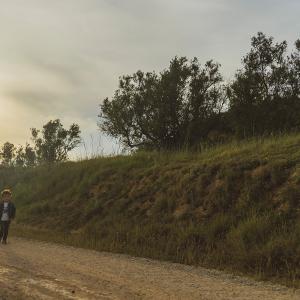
[2,133,300,287]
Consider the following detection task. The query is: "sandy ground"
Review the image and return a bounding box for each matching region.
[0,238,299,300]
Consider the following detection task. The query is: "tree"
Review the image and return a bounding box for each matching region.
[15,146,25,167]
[15,144,37,167]
[0,142,15,167]
[31,119,81,164]
[288,39,300,98]
[99,57,226,150]
[228,32,300,137]
[24,144,37,167]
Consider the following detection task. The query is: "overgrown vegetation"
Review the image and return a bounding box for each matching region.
[2,133,300,286]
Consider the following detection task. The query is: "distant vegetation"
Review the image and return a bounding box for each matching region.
[0,119,81,167]
[2,134,300,287]
[99,32,300,150]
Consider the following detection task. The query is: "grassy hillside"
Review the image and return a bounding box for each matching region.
[1,134,300,286]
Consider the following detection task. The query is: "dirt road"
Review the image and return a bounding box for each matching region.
[0,238,299,299]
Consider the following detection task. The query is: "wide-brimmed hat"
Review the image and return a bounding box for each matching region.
[1,189,12,196]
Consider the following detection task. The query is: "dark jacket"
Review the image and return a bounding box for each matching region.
[0,202,16,220]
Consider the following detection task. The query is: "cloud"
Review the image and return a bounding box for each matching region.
[0,0,299,154]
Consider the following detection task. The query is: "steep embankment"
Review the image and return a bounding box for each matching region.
[1,134,300,286]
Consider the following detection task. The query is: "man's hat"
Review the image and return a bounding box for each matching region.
[1,189,12,196]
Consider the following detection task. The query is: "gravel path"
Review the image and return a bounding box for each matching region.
[0,237,299,299]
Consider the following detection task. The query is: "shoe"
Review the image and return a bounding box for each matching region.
[1,240,7,245]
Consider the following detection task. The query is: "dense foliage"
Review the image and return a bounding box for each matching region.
[99,33,300,150]
[229,33,300,137]
[99,58,227,149]
[0,119,81,167]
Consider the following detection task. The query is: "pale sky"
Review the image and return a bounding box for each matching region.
[0,0,299,157]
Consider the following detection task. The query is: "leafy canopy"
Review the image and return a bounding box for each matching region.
[99,57,226,150]
[31,119,81,164]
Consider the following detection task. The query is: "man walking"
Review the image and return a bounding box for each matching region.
[0,189,16,244]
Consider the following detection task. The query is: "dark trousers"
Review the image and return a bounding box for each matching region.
[0,221,10,242]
